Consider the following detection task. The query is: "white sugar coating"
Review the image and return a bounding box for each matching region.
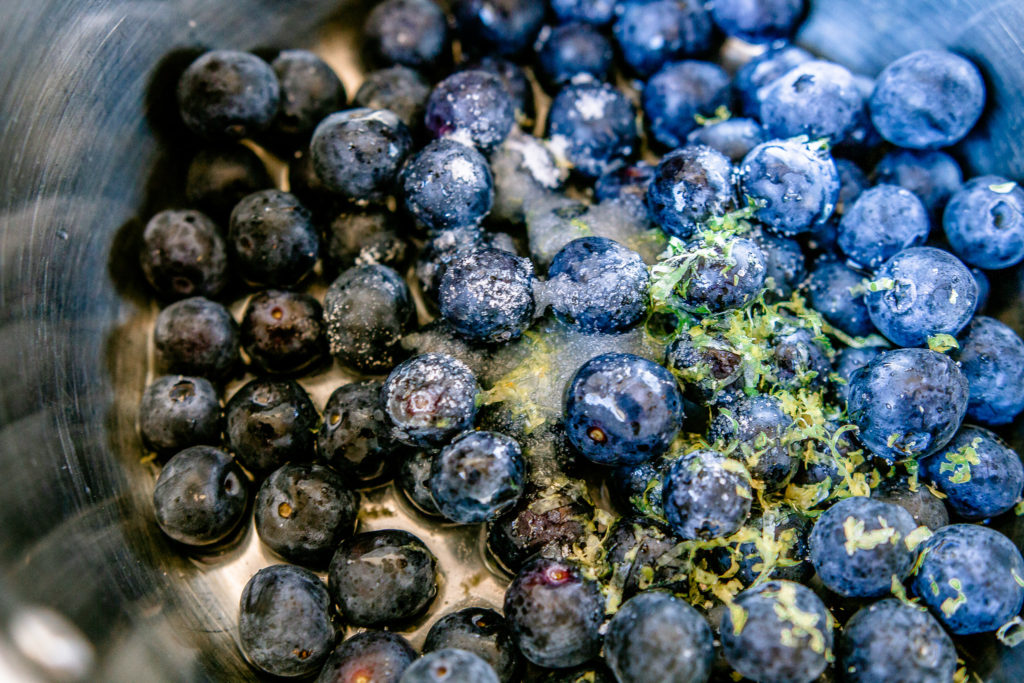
[506,134,564,190]
[491,132,567,224]
[576,89,610,121]
[447,156,479,182]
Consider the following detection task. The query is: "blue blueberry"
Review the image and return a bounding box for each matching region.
[185,144,273,223]
[865,246,977,347]
[873,148,963,217]
[452,0,545,57]
[971,267,990,312]
[398,450,442,518]
[672,236,767,314]
[953,316,1024,425]
[687,117,766,164]
[229,189,319,288]
[551,0,615,25]
[154,297,239,380]
[503,557,605,669]
[740,138,840,236]
[240,290,325,376]
[139,210,227,300]
[535,23,613,90]
[139,375,221,456]
[869,50,986,149]
[733,44,813,118]
[153,445,247,546]
[486,488,593,572]
[429,430,525,523]
[604,517,686,597]
[662,449,752,540]
[439,248,536,344]
[546,81,638,179]
[834,345,883,402]
[871,474,949,531]
[324,209,409,277]
[665,332,742,406]
[417,226,488,302]
[426,71,515,153]
[646,145,737,240]
[711,0,804,43]
[806,260,874,337]
[270,50,346,141]
[943,176,1024,269]
[354,66,432,131]
[910,524,1024,634]
[460,57,535,124]
[832,157,870,215]
[759,60,864,143]
[317,631,417,683]
[773,327,831,388]
[226,379,318,474]
[423,608,523,683]
[752,230,806,301]
[604,592,714,683]
[382,353,480,448]
[363,0,450,72]
[643,61,732,149]
[846,348,968,461]
[401,138,494,232]
[318,380,401,484]
[708,506,812,586]
[710,395,797,492]
[612,0,714,78]
[311,108,413,202]
[177,50,279,140]
[400,649,499,683]
[838,184,929,270]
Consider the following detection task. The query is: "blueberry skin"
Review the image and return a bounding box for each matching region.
[139,209,228,300]
[401,138,494,232]
[838,599,956,683]
[177,50,280,140]
[865,246,977,347]
[461,57,536,124]
[354,66,432,131]
[423,608,522,683]
[153,445,247,546]
[752,230,806,301]
[687,118,766,164]
[675,237,767,314]
[612,0,714,78]
[240,290,326,375]
[707,506,812,586]
[329,529,437,626]
[535,23,614,90]
[486,490,593,573]
[564,353,683,466]
[772,327,831,388]
[270,50,346,141]
[546,81,639,179]
[833,157,870,214]
[311,109,413,202]
[452,0,545,57]
[838,184,929,270]
[805,260,874,337]
[760,60,864,143]
[154,296,239,380]
[400,649,499,683]
[943,176,1024,269]
[139,375,222,455]
[834,345,883,402]
[225,379,318,474]
[595,162,655,205]
[430,430,525,523]
[324,209,409,277]
[254,463,358,567]
[317,631,417,683]
[871,473,950,531]
[318,380,402,484]
[382,353,480,448]
[710,0,804,43]
[426,71,515,153]
[551,0,615,25]
[417,226,488,304]
[398,451,443,517]
[239,565,334,678]
[229,190,319,288]
[185,144,274,223]
[604,517,686,597]
[363,0,450,72]
[324,264,414,374]
[709,395,796,492]
[733,44,813,118]
[439,248,535,345]
[971,267,990,312]
[662,449,752,540]
[954,316,1024,425]
[503,557,605,669]
[664,332,742,406]
[922,425,1024,520]
[646,145,737,240]
[740,139,840,236]
[808,496,917,598]
[847,348,968,461]
[873,148,963,217]
[911,524,1024,634]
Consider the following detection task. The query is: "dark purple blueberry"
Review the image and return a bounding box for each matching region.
[139,375,222,455]
[401,138,494,232]
[535,23,614,91]
[664,331,742,406]
[439,248,536,344]
[707,506,812,586]
[363,0,450,72]
[709,395,796,492]
[423,608,523,682]
[354,66,432,131]
[185,145,274,223]
[139,209,228,300]
[225,379,318,474]
[752,229,806,301]
[486,488,593,573]
[430,430,525,523]
[317,380,400,484]
[317,631,416,683]
[240,289,326,375]
[324,208,409,277]
[416,226,487,303]
[153,445,247,546]
[612,0,714,78]
[382,353,480,448]
[772,327,831,388]
[671,237,767,314]
[229,189,319,288]
[425,70,515,153]
[401,649,499,682]
[311,108,413,202]
[646,145,737,240]
[643,61,732,149]
[452,0,545,57]
[176,50,280,140]
[546,81,639,179]
[662,449,752,540]
[873,149,963,218]
[153,296,239,380]
[270,50,346,141]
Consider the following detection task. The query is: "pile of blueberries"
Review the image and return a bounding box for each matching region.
[135,0,1024,680]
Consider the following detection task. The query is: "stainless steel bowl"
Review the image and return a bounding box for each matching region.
[2,0,1024,680]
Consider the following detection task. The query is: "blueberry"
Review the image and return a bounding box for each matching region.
[720,580,833,683]
[922,425,1024,521]
[417,226,488,303]
[605,517,686,597]
[662,449,752,540]
[318,380,402,484]
[733,44,813,118]
[971,267,990,312]
[604,592,713,683]
[870,50,985,149]
[452,0,545,57]
[354,66,432,131]
[460,57,536,124]
[847,348,968,461]
[400,649,499,683]
[503,557,604,669]
[439,248,535,344]
[401,138,494,232]
[550,0,615,25]
[176,50,279,140]
[708,506,812,586]
[240,290,325,375]
[910,524,1024,634]
[239,565,334,677]
[873,149,963,217]
[225,379,318,473]
[672,236,767,314]
[382,353,480,448]
[773,328,831,388]
[139,375,222,455]
[535,23,613,90]
[686,118,766,164]
[425,71,515,153]
[397,451,442,517]
[943,176,1024,269]
[838,599,956,683]
[834,345,883,402]
[546,81,639,179]
[486,489,593,572]
[363,0,450,72]
[837,185,929,271]
[328,529,437,626]
[665,331,742,406]
[710,395,796,492]
[711,0,804,43]
[154,296,239,380]
[865,246,977,347]
[254,463,358,567]
[185,145,274,223]
[871,474,949,531]
[740,138,840,236]
[423,608,522,683]
[646,145,736,240]
[317,631,417,683]
[833,157,870,214]
[140,209,228,301]
[953,316,1024,425]
[612,0,714,78]
[324,208,409,277]
[759,61,864,143]
[288,149,338,217]
[270,50,346,141]
[311,108,413,202]
[752,230,805,301]
[430,431,524,523]
[229,189,319,288]
[153,445,247,546]
[595,162,655,206]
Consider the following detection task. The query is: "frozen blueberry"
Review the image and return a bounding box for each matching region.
[807,259,874,336]
[240,290,325,375]
[612,0,714,78]
[154,296,239,380]
[328,529,437,626]
[943,176,1024,270]
[317,631,417,683]
[318,380,399,485]
[401,138,494,232]
[873,148,963,217]
[709,395,796,492]
[846,348,968,461]
[139,375,222,455]
[363,0,450,72]
[711,0,804,43]
[838,184,929,270]
[721,580,833,683]
[311,108,413,202]
[400,649,499,683]
[870,49,985,149]
[954,316,1024,425]
[382,353,480,448]
[270,50,346,141]
[430,430,525,523]
[140,210,227,300]
[733,44,813,118]
[865,246,977,347]
[452,0,545,57]
[185,145,274,223]
[646,145,737,240]
[354,66,432,130]
[671,236,767,314]
[687,117,766,164]
[439,248,535,345]
[153,445,247,546]
[229,189,319,288]
[324,208,408,277]
[551,0,615,25]
[910,524,1024,634]
[535,23,613,90]
[398,451,442,517]
[503,557,604,669]
[461,57,536,124]
[664,331,742,406]
[423,608,522,683]
[239,565,334,677]
[772,326,831,388]
[707,506,812,586]
[417,226,488,303]
[255,463,358,567]
[753,230,805,300]
[604,517,685,597]
[834,345,884,402]
[871,473,950,531]
[662,449,752,540]
[225,379,317,473]
[546,81,638,179]
[759,60,864,143]
[177,50,279,140]
[425,71,515,153]
[486,489,593,573]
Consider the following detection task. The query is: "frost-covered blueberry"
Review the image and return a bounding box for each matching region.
[401,138,494,232]
[838,184,929,270]
[439,248,536,344]
[546,81,638,179]
[425,70,515,152]
[943,176,1024,270]
[382,353,480,448]
[643,61,732,149]
[311,108,413,202]
[759,60,864,143]
[709,395,796,492]
[646,145,737,240]
[953,316,1024,425]
[461,57,536,124]
[324,209,409,277]
[535,23,614,90]
[662,449,752,540]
